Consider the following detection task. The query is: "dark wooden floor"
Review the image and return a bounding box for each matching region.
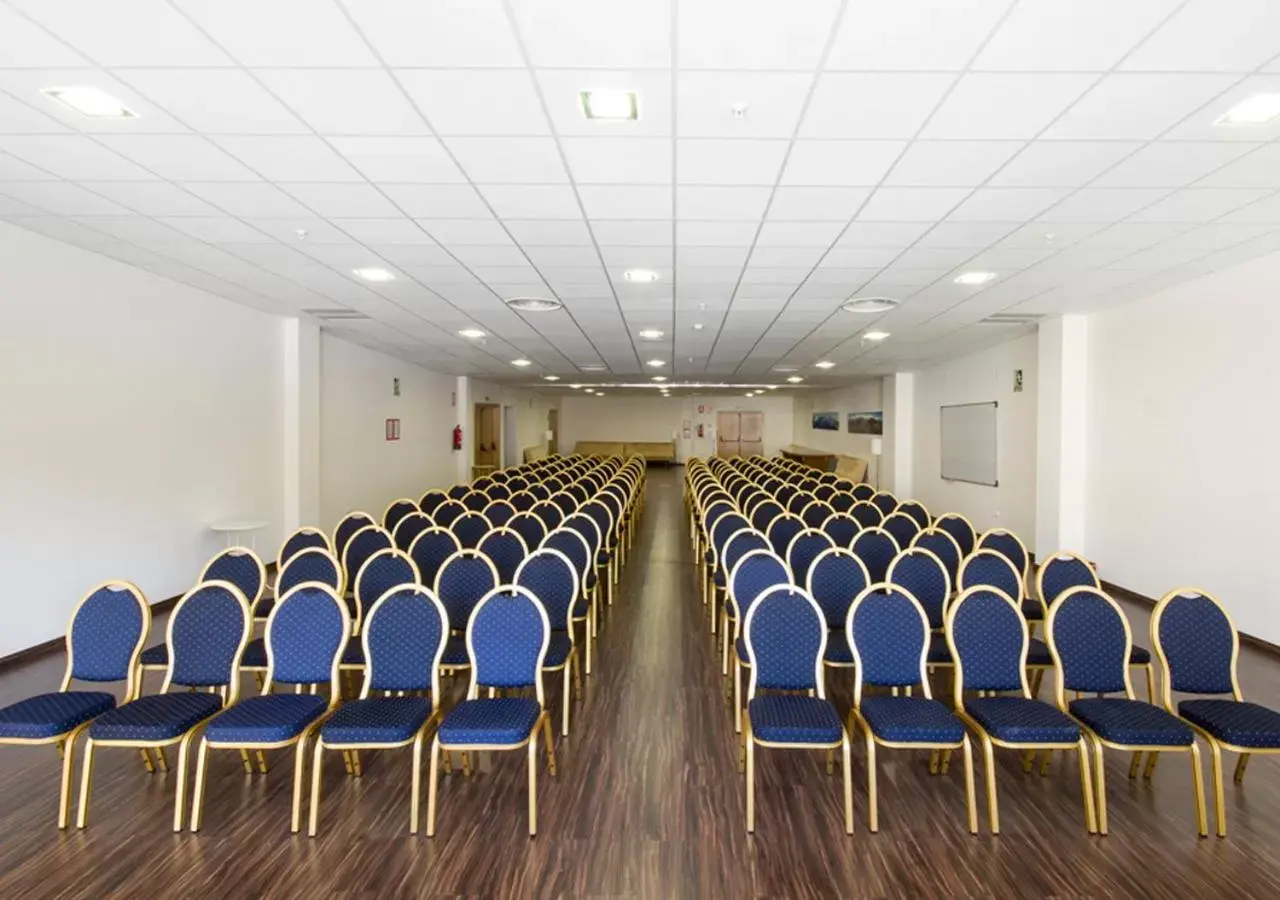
[3,469,1280,898]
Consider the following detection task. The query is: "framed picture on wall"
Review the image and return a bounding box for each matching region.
[847,410,883,435]
[812,411,840,431]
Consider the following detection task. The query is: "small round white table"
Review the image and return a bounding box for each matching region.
[209,520,269,550]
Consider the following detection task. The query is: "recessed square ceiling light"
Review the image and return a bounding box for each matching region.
[863,331,891,341]
[786,376,804,384]
[42,86,136,119]
[814,361,835,369]
[580,365,607,372]
[646,359,666,368]
[624,269,660,283]
[651,375,667,382]
[580,89,639,121]
[458,328,486,339]
[692,323,705,331]
[353,267,395,282]
[638,328,665,340]
[511,359,532,367]
[569,383,583,389]
[1216,93,1280,126]
[954,271,996,285]
[543,375,561,381]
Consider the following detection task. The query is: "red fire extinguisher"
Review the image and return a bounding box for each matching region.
[452,424,463,451]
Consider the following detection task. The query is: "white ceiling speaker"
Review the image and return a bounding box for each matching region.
[506,297,563,312]
[841,297,899,314]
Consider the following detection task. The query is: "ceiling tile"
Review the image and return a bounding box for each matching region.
[989,140,1142,187]
[0,135,153,181]
[1037,188,1169,222]
[478,184,583,219]
[748,246,828,268]
[156,216,271,243]
[281,182,401,218]
[0,92,71,134]
[1121,0,1280,72]
[677,139,789,185]
[325,136,464,184]
[533,69,673,138]
[1163,75,1280,143]
[678,0,840,69]
[254,69,428,135]
[214,136,360,182]
[835,222,933,247]
[820,246,900,267]
[415,218,514,245]
[973,0,1180,71]
[330,218,435,244]
[114,69,308,134]
[827,0,1013,71]
[344,0,524,67]
[0,181,131,216]
[678,72,811,138]
[172,0,379,67]
[1218,193,1280,225]
[12,0,233,66]
[588,220,672,244]
[946,187,1069,222]
[524,244,602,267]
[81,181,223,217]
[1196,145,1280,189]
[1043,74,1235,140]
[512,0,671,68]
[580,185,673,219]
[675,246,749,267]
[781,141,907,186]
[379,183,492,218]
[922,73,1096,140]
[676,221,760,246]
[767,186,871,221]
[445,136,567,183]
[856,187,972,222]
[756,220,845,247]
[0,4,90,66]
[885,140,1023,187]
[915,222,1015,248]
[676,186,771,220]
[801,73,954,139]
[561,137,671,184]
[97,135,258,181]
[181,181,312,218]
[1128,188,1270,223]
[1092,142,1256,189]
[504,219,594,246]
[397,69,550,136]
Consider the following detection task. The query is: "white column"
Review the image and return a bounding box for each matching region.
[454,375,471,484]
[1035,314,1088,556]
[282,317,320,534]
[881,372,915,497]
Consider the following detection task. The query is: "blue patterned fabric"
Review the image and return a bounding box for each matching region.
[1070,699,1194,746]
[70,585,145,683]
[436,554,499,631]
[821,514,860,548]
[564,515,601,559]
[240,638,268,669]
[960,551,1021,602]
[384,500,418,532]
[949,588,1026,691]
[434,501,466,528]
[446,484,470,501]
[529,484,551,500]
[722,531,769,576]
[750,501,784,533]
[1026,638,1053,667]
[1157,592,1236,695]
[583,503,615,546]
[0,692,115,739]
[268,586,346,685]
[1050,589,1128,694]
[441,634,469,667]
[552,494,578,516]
[830,493,855,513]
[979,530,1027,576]
[507,477,528,492]
[534,503,564,532]
[882,514,920,552]
[729,553,790,619]
[462,492,488,512]
[711,515,749,556]
[767,516,804,560]
[419,491,447,516]
[1180,700,1280,749]
[321,697,432,745]
[365,586,445,691]
[451,513,490,550]
[1039,555,1098,609]
[936,515,975,557]
[748,695,842,744]
[394,513,432,551]
[889,550,949,629]
[543,530,590,581]
[543,632,572,668]
[787,532,835,587]
[927,632,952,664]
[806,550,867,628]
[871,493,898,517]
[824,630,853,664]
[850,587,926,688]
[277,550,341,598]
[507,514,547,554]
[140,644,169,667]
[484,502,515,528]
[169,583,249,687]
[410,530,461,590]
[787,493,811,516]
[438,697,540,746]
[913,531,960,583]
[334,513,375,557]
[516,551,577,631]
[280,530,328,566]
[471,588,547,688]
[1022,599,1045,622]
[852,484,875,501]
[345,528,393,585]
[510,492,536,512]
[746,588,822,692]
[487,484,511,501]
[354,552,417,626]
[861,696,964,743]
[89,692,223,741]
[851,503,883,530]
[205,694,328,744]
[898,502,930,529]
[851,530,897,582]
[479,531,527,584]
[965,697,1081,744]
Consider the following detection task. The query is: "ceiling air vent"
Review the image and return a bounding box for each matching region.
[980,313,1043,325]
[303,308,370,321]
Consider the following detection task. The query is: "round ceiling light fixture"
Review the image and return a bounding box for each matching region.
[841,296,899,314]
[505,296,563,312]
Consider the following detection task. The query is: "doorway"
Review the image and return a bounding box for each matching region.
[716,410,763,458]
[547,408,559,455]
[473,402,500,476]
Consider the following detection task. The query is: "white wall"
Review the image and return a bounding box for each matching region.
[470,380,557,462]
[1085,252,1280,642]
[911,332,1039,539]
[318,333,456,528]
[0,223,284,656]
[792,381,884,483]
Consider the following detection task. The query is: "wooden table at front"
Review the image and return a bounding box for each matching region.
[778,445,837,471]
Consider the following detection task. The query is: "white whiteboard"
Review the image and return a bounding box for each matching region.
[940,402,998,486]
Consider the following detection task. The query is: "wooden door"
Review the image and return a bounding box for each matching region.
[738,411,764,457]
[473,403,500,472]
[716,411,741,458]
[547,408,559,455]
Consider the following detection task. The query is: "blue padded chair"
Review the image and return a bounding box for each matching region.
[897,500,931,530]
[959,550,1053,684]
[786,491,813,516]
[78,581,251,832]
[408,528,461,593]
[766,514,805,562]
[870,491,898,517]
[852,483,875,502]
[581,501,619,604]
[516,549,582,735]
[717,529,770,672]
[333,511,376,562]
[814,484,836,503]
[450,512,491,551]
[533,501,564,533]
[946,585,1096,835]
[830,492,856,514]
[821,513,860,549]
[278,527,332,570]
[446,484,470,501]
[508,476,529,492]
[846,584,976,834]
[786,529,835,590]
[342,525,394,594]
[935,513,976,558]
[393,512,433,552]
[1047,586,1207,837]
[528,483,551,501]
[308,584,448,837]
[800,501,834,530]
[0,581,148,829]
[419,490,447,517]
[728,551,792,735]
[243,550,342,669]
[427,586,557,838]
[383,498,419,533]
[341,549,420,676]
[434,551,500,675]
[701,499,736,568]
[433,499,467,529]
[543,528,598,673]
[551,492,578,517]
[742,584,851,835]
[564,513,606,607]
[888,548,953,670]
[750,499,784,534]
[461,491,489,513]
[1153,588,1280,837]
[807,548,870,671]
[775,483,798,507]
[510,491,536,512]
[911,529,962,587]
[707,512,751,631]
[486,483,511,502]
[478,528,529,584]
[978,528,1034,622]
[881,512,921,554]
[192,583,350,834]
[567,483,590,505]
[484,500,516,529]
[851,528,899,583]
[850,501,883,530]
[508,512,547,554]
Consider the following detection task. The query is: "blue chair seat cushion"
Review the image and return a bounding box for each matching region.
[965,697,1080,745]
[860,696,965,744]
[748,695,843,745]
[89,692,223,742]
[1069,698,1194,747]
[140,643,168,667]
[1026,638,1053,667]
[1129,645,1151,665]
[240,638,268,669]
[0,692,116,740]
[205,694,329,745]
[320,697,433,745]
[824,631,853,665]
[441,635,470,667]
[927,632,952,664]
[1179,699,1280,749]
[437,697,541,746]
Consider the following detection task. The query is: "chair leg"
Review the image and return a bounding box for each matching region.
[190,739,210,832]
[542,714,558,777]
[75,738,96,828]
[980,733,999,835]
[256,749,270,774]
[410,730,425,835]
[291,736,309,834]
[173,733,197,832]
[734,660,742,734]
[1077,738,1097,834]
[427,739,441,838]
[1093,738,1108,836]
[1038,749,1053,777]
[527,736,539,838]
[841,732,853,836]
[961,737,978,834]
[308,738,325,837]
[1128,752,1143,779]
[585,609,594,676]
[745,723,756,834]
[154,746,169,773]
[562,663,572,737]
[864,728,879,833]
[721,612,730,677]
[140,747,155,774]
[57,725,85,830]
[1206,739,1225,838]
[239,748,254,774]
[1189,741,1209,837]
[1144,664,1156,704]
[1143,751,1159,780]
[1235,752,1251,784]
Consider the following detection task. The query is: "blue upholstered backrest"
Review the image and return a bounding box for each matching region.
[484,502,515,528]
[364,586,446,692]
[787,492,811,515]
[1049,588,1129,694]
[564,514,601,556]
[801,502,833,529]
[552,493,578,516]
[746,586,824,693]
[751,500,783,533]
[469,587,548,689]
[821,513,860,548]
[267,585,347,686]
[280,529,328,567]
[767,515,804,559]
[394,513,432,551]
[850,586,927,689]
[278,549,341,595]
[462,492,488,512]
[583,503,613,541]
[433,500,465,528]
[543,529,590,579]
[355,551,417,623]
[487,484,512,502]
[508,513,547,551]
[435,552,499,630]
[729,552,791,619]
[949,587,1026,693]
[419,491,447,516]
[850,502,883,529]
[807,549,869,628]
[851,529,897,582]
[830,493,855,513]
[979,530,1028,577]
[345,527,393,582]
[510,491,536,512]
[852,484,875,501]
[889,549,950,630]
[960,550,1021,602]
[479,530,527,584]
[534,502,564,531]
[409,529,460,589]
[898,501,930,529]
[936,515,975,557]
[446,484,470,501]
[871,492,898,517]
[384,500,418,532]
[913,531,960,583]
[334,513,374,557]
[451,512,490,550]
[70,583,147,683]
[787,531,835,587]
[1039,554,1098,608]
[1156,591,1236,695]
[515,550,578,631]
[202,549,263,606]
[882,514,920,553]
[169,582,248,688]
[712,514,749,555]
[723,530,769,576]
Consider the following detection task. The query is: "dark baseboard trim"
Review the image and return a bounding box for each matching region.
[1103,579,1280,659]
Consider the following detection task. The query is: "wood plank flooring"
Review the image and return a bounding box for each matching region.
[2,468,1280,898]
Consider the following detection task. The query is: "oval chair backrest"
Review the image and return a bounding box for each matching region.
[851,528,899,583]
[266,583,349,687]
[767,514,805,560]
[543,529,591,583]
[408,528,461,589]
[467,586,550,698]
[786,529,835,587]
[528,484,551,501]
[462,491,489,512]
[507,513,547,552]
[830,492,855,514]
[279,528,331,569]
[344,525,394,586]
[807,548,870,630]
[354,549,419,631]
[775,483,798,506]
[814,484,835,502]
[787,492,813,515]
[68,581,150,690]
[722,529,769,577]
[897,501,930,529]
[711,513,750,557]
[750,500,784,533]
[434,551,500,632]
[1036,552,1099,612]
[486,484,511,502]
[362,585,447,696]
[935,514,976,557]
[384,499,419,532]
[203,546,264,603]
[850,501,883,529]
[450,512,491,550]
[508,476,528,492]
[1047,587,1133,697]
[563,514,602,559]
[393,513,433,552]
[801,502,834,530]
[821,513,860,548]
[852,484,875,501]
[510,491,536,512]
[533,502,564,532]
[582,502,614,542]
[1152,589,1237,697]
[433,500,466,529]
[446,484,470,501]
[848,584,930,695]
[881,513,921,552]
[552,493,578,516]
[959,550,1022,603]
[744,585,826,697]
[870,492,898,517]
[515,549,579,632]
[728,550,791,621]
[484,501,516,529]
[978,528,1029,579]
[278,548,343,598]
[912,530,961,585]
[888,548,951,630]
[419,491,448,516]
[166,581,251,691]
[334,512,375,559]
[946,586,1027,695]
[478,528,529,584]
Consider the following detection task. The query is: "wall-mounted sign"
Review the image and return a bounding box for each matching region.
[385,418,401,441]
[1013,369,1024,393]
[393,377,401,397]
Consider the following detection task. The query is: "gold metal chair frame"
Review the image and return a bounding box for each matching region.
[516,548,584,737]
[241,548,344,681]
[727,550,793,735]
